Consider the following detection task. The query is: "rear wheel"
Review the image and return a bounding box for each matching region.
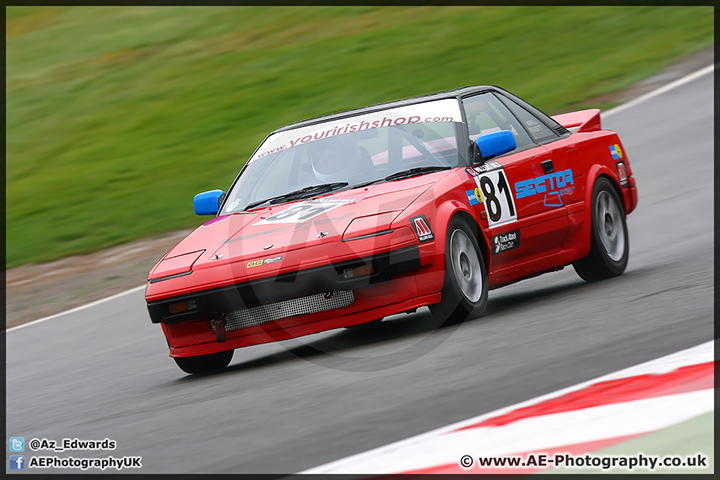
[573,177,629,281]
[430,217,488,323]
[174,350,234,374]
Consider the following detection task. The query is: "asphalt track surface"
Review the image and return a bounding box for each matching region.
[6,70,714,474]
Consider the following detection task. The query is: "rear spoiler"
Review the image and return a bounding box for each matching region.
[551,109,601,133]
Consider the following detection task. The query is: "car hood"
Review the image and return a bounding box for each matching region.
[149,175,444,281]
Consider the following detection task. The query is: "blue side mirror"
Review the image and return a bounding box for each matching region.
[193,189,224,215]
[475,130,517,161]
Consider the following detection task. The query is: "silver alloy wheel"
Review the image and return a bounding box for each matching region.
[596,190,625,261]
[449,229,483,302]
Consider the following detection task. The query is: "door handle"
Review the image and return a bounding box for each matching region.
[541,159,554,174]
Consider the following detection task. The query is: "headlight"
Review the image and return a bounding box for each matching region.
[342,211,400,241]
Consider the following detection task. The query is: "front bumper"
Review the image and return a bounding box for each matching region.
[147,245,421,325]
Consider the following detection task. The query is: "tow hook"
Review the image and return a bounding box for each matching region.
[213,317,227,343]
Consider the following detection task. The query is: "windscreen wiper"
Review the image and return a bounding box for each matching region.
[244,182,349,211]
[383,165,451,182]
[349,166,452,190]
[350,178,386,189]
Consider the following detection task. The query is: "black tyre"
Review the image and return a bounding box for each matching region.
[174,349,234,374]
[429,217,488,323]
[573,177,629,281]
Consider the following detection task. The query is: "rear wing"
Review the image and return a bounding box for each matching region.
[551,109,601,133]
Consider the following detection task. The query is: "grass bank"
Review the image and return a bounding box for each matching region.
[6,6,713,267]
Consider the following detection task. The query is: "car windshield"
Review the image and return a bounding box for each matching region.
[221,98,464,213]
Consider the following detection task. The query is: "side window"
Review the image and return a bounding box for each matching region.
[462,93,533,151]
[499,96,558,143]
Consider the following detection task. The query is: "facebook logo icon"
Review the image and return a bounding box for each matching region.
[10,455,24,470]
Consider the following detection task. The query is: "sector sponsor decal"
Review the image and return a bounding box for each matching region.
[255,198,356,225]
[492,229,520,255]
[410,215,434,243]
[247,256,283,268]
[515,166,574,207]
[466,188,483,206]
[609,144,623,160]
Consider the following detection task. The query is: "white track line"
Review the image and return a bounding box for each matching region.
[602,63,714,118]
[6,285,146,333]
[6,63,715,333]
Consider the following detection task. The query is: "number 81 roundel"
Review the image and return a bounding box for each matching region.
[468,164,517,228]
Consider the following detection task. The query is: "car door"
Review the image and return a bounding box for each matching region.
[498,92,581,209]
[461,92,570,272]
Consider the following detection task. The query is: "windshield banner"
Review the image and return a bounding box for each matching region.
[250,99,462,163]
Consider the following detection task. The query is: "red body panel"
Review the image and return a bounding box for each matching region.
[162,279,441,357]
[146,105,637,359]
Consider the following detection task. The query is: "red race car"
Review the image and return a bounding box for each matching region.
[146,86,637,374]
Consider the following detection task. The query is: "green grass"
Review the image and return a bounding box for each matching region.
[540,412,713,474]
[6,6,713,268]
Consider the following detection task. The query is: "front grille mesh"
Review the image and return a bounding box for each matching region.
[213,290,355,332]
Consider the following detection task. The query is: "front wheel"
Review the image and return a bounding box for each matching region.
[429,217,488,323]
[174,349,234,374]
[573,177,629,281]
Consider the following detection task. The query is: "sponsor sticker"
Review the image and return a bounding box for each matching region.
[410,215,434,243]
[466,188,483,206]
[492,229,520,255]
[247,256,283,268]
[251,99,462,162]
[226,211,355,244]
[466,160,503,176]
[262,256,283,265]
[255,198,355,225]
[609,144,623,160]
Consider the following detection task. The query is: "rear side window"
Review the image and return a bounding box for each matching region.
[462,93,533,151]
[498,96,558,143]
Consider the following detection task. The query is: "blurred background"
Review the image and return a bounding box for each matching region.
[6,6,713,269]
[5,8,715,473]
